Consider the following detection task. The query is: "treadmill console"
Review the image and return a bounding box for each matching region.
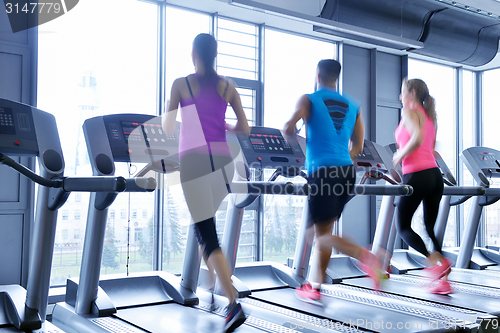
[433,150,457,186]
[354,141,384,168]
[353,140,402,183]
[461,147,500,187]
[84,114,179,164]
[0,99,38,155]
[234,127,305,170]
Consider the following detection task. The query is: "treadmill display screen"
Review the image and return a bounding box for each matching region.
[250,137,264,145]
[477,151,497,161]
[118,121,175,146]
[121,122,143,143]
[247,133,294,154]
[0,107,15,135]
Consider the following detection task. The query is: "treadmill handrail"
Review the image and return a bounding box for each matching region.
[231,181,309,195]
[0,152,155,193]
[354,184,413,196]
[60,177,126,193]
[442,186,485,196]
[230,182,412,196]
[484,187,500,196]
[0,153,56,188]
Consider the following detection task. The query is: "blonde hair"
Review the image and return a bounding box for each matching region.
[403,77,437,128]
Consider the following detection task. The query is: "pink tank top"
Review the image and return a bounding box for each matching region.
[395,106,438,174]
[178,74,231,158]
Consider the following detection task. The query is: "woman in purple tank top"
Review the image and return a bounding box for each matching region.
[393,78,452,295]
[163,33,250,332]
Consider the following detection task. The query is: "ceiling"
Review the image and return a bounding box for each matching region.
[166,0,500,71]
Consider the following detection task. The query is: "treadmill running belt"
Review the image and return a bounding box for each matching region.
[115,303,261,333]
[250,288,464,333]
[342,276,500,318]
[410,269,500,288]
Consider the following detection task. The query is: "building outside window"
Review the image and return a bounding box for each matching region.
[263,28,335,263]
[482,69,500,247]
[38,0,158,285]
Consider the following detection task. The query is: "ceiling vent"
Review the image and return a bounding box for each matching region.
[229,0,500,66]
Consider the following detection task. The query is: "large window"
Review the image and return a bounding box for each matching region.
[162,12,260,270]
[215,18,259,263]
[482,69,500,247]
[216,18,258,80]
[162,6,211,274]
[38,0,158,285]
[264,29,335,133]
[165,7,210,96]
[407,59,456,248]
[263,29,335,263]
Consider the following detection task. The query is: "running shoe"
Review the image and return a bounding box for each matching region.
[358,249,388,290]
[428,279,453,295]
[224,302,246,333]
[295,283,322,306]
[423,258,453,282]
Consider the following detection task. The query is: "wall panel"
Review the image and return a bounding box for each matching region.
[340,44,372,247]
[0,9,35,287]
[0,214,23,284]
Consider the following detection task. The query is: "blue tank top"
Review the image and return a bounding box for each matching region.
[306,86,360,173]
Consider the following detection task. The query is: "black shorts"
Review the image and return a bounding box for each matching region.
[307,165,356,227]
[193,217,220,259]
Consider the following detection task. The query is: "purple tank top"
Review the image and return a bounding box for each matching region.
[178,74,231,158]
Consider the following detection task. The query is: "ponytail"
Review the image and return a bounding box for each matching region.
[423,94,437,129]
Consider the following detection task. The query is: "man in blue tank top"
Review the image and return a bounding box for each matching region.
[284,59,386,305]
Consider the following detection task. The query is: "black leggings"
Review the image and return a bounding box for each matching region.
[396,167,444,257]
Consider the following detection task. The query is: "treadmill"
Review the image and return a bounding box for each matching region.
[0,99,153,332]
[454,146,500,271]
[317,142,500,332]
[50,116,316,333]
[385,146,485,271]
[224,136,482,333]
[396,147,500,290]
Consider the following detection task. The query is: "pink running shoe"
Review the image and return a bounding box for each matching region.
[296,283,322,306]
[423,258,453,282]
[358,249,388,290]
[428,280,453,295]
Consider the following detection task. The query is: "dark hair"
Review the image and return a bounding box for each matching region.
[317,59,341,84]
[193,33,218,78]
[403,77,437,128]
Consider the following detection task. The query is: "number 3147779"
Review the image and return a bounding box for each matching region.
[5,2,63,14]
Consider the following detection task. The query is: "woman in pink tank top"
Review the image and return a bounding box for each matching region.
[163,34,250,331]
[393,78,452,295]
